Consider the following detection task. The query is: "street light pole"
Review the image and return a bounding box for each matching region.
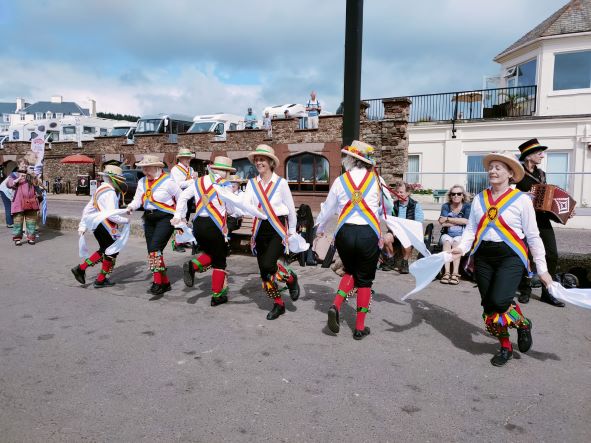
[342,0,364,147]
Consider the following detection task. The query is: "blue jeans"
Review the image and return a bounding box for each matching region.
[0,191,13,226]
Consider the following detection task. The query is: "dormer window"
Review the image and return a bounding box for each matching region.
[35,112,43,120]
[56,113,63,119]
[45,111,53,119]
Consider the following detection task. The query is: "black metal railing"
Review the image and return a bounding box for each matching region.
[364,85,537,122]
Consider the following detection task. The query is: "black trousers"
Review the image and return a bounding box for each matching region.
[255,218,286,280]
[193,216,227,269]
[335,224,380,288]
[143,211,174,253]
[474,241,524,313]
[518,225,558,295]
[94,223,117,257]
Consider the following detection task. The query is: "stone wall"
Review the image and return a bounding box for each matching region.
[0,98,411,207]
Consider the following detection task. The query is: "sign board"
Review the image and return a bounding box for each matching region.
[31,137,45,155]
[90,180,98,196]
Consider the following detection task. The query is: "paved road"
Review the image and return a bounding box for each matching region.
[1,227,590,442]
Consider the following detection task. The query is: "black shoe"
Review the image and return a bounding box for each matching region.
[287,273,300,301]
[93,278,115,288]
[211,295,228,307]
[399,259,409,274]
[517,291,530,304]
[266,303,286,320]
[149,282,171,301]
[173,244,186,253]
[517,319,533,353]
[540,288,565,307]
[490,347,513,367]
[327,305,340,333]
[71,265,86,285]
[147,282,158,294]
[353,327,371,340]
[183,261,195,287]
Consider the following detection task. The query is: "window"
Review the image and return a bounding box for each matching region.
[286,153,329,192]
[20,113,25,121]
[12,130,19,140]
[407,155,420,184]
[99,128,108,136]
[546,152,569,190]
[45,112,53,119]
[63,126,76,135]
[83,126,95,134]
[229,123,238,131]
[233,158,258,181]
[56,113,63,119]
[466,154,488,195]
[35,112,43,120]
[506,59,537,87]
[214,123,224,136]
[553,50,591,90]
[2,114,9,123]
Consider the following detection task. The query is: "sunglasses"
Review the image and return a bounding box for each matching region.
[450,192,463,196]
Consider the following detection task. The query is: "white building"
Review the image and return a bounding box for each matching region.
[403,0,591,227]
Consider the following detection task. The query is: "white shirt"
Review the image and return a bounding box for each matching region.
[170,163,195,190]
[127,172,181,212]
[315,167,385,233]
[243,172,297,234]
[457,188,547,274]
[79,183,127,230]
[174,173,238,221]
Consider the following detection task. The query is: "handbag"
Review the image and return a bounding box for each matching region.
[22,183,40,211]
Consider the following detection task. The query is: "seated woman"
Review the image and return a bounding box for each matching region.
[438,185,471,284]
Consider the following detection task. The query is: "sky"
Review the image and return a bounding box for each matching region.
[0,0,568,118]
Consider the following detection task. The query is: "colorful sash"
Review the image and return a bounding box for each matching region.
[194,175,227,236]
[250,178,287,252]
[93,185,119,237]
[141,173,176,214]
[174,163,191,180]
[470,188,529,269]
[335,171,381,238]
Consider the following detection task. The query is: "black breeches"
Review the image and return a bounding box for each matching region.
[335,224,380,288]
[193,216,227,269]
[255,218,286,280]
[143,211,174,253]
[94,223,118,257]
[474,241,524,313]
[539,226,558,276]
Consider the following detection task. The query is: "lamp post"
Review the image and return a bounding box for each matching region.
[342,0,364,146]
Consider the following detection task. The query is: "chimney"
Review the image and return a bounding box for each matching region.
[51,95,63,104]
[89,99,96,117]
[15,97,25,112]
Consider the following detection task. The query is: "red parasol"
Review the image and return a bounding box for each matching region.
[60,154,96,164]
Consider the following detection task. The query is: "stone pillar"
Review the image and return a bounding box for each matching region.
[382,97,411,121]
[377,98,412,185]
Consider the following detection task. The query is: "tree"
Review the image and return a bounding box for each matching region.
[97,112,140,122]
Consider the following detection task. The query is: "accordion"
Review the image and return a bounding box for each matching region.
[530,184,576,225]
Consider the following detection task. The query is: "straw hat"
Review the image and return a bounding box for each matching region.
[247,144,280,166]
[98,164,126,181]
[483,152,524,183]
[227,174,245,183]
[341,140,376,165]
[176,147,194,158]
[136,154,165,168]
[210,156,236,172]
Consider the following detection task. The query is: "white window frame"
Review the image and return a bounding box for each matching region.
[56,113,63,119]
[35,112,43,120]
[552,49,591,92]
[406,154,421,184]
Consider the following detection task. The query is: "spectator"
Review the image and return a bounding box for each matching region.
[0,169,14,228]
[306,91,321,129]
[244,107,258,129]
[262,111,272,138]
[382,181,424,274]
[6,156,41,245]
[438,185,471,285]
[284,109,290,119]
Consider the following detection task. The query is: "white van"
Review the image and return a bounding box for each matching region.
[108,122,137,141]
[6,116,121,143]
[188,113,245,141]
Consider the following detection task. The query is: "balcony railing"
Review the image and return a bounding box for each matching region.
[364,85,537,123]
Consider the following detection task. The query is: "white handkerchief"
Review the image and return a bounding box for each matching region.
[288,233,310,253]
[549,282,591,309]
[402,251,453,301]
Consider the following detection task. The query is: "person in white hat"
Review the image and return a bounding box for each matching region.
[243,144,300,320]
[171,156,238,307]
[71,164,129,288]
[315,140,388,340]
[451,152,553,367]
[170,147,198,251]
[126,155,181,299]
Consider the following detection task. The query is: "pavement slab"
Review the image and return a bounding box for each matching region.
[0,227,590,442]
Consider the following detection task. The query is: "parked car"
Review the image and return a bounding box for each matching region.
[121,169,145,205]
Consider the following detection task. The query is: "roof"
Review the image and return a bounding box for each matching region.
[0,103,16,114]
[21,101,89,116]
[495,0,591,60]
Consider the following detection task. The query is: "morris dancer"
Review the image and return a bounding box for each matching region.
[243,144,300,320]
[172,156,236,307]
[127,155,181,299]
[315,140,387,340]
[452,152,553,366]
[72,165,129,288]
[170,147,197,251]
[515,138,564,307]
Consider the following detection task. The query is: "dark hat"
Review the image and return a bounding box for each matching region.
[518,138,547,161]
